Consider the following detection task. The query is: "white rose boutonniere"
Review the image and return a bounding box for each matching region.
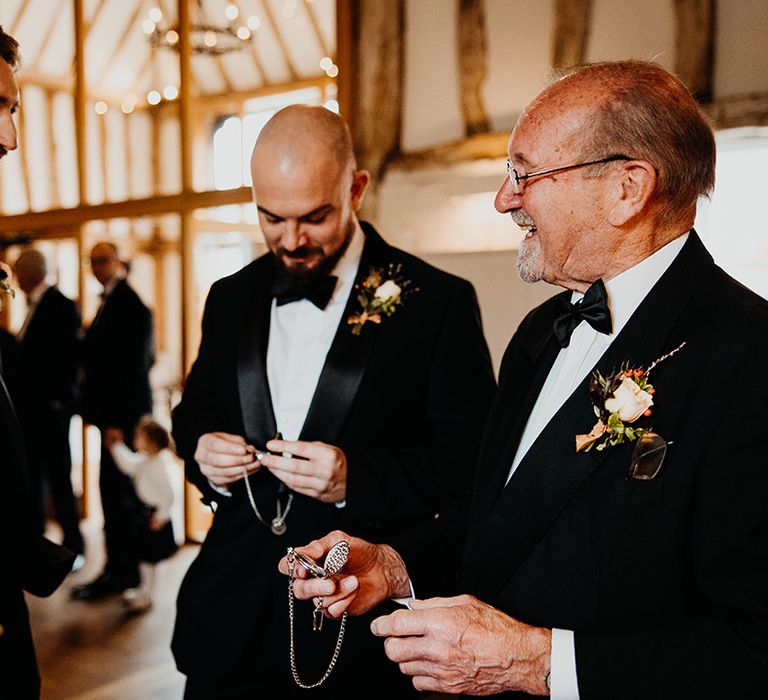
[576,341,686,453]
[604,376,654,422]
[374,280,401,302]
[347,263,416,335]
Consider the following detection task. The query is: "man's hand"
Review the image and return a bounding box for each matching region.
[278,531,411,618]
[370,595,551,696]
[262,438,347,504]
[194,432,260,487]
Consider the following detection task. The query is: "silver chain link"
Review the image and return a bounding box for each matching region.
[286,549,348,688]
[242,467,294,534]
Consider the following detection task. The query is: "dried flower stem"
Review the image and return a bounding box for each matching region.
[646,341,687,377]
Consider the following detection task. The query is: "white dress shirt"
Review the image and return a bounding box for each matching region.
[266,222,364,441]
[507,233,689,700]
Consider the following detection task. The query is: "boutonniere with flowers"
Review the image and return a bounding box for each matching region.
[576,341,686,452]
[0,263,14,311]
[347,263,417,335]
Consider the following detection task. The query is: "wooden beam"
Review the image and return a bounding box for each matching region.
[18,69,144,108]
[551,0,591,68]
[673,0,715,101]
[458,0,490,136]
[67,0,111,73]
[150,229,167,352]
[192,76,331,110]
[336,0,354,129]
[30,0,66,73]
[393,131,509,171]
[348,0,405,221]
[230,0,267,84]
[7,0,32,34]
[179,0,198,543]
[98,112,109,201]
[73,0,88,207]
[124,111,134,200]
[73,0,90,522]
[0,186,254,234]
[45,89,60,208]
[95,0,149,89]
[304,0,330,59]
[704,91,768,129]
[259,0,299,81]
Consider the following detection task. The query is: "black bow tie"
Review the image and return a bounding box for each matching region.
[270,275,338,310]
[552,278,612,348]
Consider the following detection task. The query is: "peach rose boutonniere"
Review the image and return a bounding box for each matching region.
[576,341,687,453]
[347,263,417,335]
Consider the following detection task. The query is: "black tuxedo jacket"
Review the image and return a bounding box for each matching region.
[18,286,81,417]
[426,232,768,698]
[83,278,154,429]
[171,223,496,691]
[0,376,75,699]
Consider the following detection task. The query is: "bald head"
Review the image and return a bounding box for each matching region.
[251,105,356,180]
[89,241,122,286]
[15,248,47,294]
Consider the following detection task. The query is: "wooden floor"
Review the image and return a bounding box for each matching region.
[27,516,197,700]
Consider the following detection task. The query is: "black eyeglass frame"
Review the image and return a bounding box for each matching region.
[506,154,632,194]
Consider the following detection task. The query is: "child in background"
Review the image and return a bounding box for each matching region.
[105,416,178,612]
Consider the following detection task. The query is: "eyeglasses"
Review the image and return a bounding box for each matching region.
[506,155,632,194]
[628,432,669,480]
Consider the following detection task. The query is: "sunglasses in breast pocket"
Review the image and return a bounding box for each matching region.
[628,432,670,480]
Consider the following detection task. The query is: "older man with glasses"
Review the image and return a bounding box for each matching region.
[283,59,768,698]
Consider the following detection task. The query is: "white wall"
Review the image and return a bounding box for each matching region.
[424,249,559,373]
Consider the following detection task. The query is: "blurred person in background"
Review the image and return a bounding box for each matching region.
[14,247,84,564]
[73,242,154,600]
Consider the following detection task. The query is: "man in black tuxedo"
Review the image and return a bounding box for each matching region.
[171,105,496,697]
[285,61,768,698]
[15,248,84,559]
[0,27,75,700]
[73,242,154,599]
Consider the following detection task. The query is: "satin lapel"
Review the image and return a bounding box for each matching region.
[462,233,714,601]
[237,263,278,445]
[299,225,384,443]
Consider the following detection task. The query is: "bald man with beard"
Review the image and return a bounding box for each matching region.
[170,105,496,697]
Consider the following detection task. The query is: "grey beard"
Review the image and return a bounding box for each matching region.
[516,239,544,283]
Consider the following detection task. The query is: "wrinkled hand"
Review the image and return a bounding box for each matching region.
[370,595,551,696]
[262,438,347,504]
[195,432,260,487]
[278,530,411,619]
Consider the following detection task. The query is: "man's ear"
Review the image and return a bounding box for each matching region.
[350,170,370,211]
[607,161,657,226]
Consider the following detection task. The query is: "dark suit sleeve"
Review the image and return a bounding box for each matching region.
[172,285,226,500]
[342,280,496,534]
[575,354,768,696]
